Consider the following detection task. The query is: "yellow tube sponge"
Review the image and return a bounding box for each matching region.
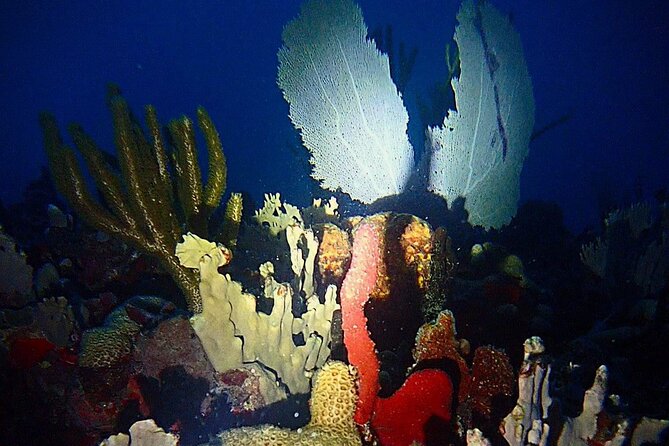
[217,361,361,445]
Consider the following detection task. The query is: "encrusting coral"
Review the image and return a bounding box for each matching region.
[78,296,173,368]
[216,361,361,446]
[78,305,141,369]
[40,85,232,313]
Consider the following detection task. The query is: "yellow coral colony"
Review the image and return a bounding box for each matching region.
[254,193,304,236]
[178,229,339,400]
[216,361,361,446]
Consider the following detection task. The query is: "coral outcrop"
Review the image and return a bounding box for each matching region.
[79,295,174,368]
[500,337,669,446]
[0,227,34,308]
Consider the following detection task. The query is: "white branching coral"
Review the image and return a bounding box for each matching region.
[427,0,535,229]
[278,0,413,203]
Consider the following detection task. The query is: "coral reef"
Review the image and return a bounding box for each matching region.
[2,1,667,443]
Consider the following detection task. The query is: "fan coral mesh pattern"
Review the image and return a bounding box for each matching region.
[428,0,534,229]
[278,0,413,203]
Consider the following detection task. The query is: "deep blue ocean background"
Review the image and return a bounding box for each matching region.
[1,0,668,231]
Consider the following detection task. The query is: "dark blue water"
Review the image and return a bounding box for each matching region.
[2,0,668,231]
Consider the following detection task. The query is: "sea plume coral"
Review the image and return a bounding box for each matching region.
[40,86,231,313]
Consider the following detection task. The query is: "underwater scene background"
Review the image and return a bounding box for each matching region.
[0,0,668,445]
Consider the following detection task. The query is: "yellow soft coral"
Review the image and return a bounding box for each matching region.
[217,361,361,445]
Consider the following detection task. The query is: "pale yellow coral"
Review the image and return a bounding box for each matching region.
[183,233,338,398]
[99,419,178,446]
[324,196,339,216]
[259,261,275,279]
[175,232,230,269]
[217,361,361,445]
[254,193,303,236]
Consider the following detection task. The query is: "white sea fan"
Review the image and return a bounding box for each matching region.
[278,0,414,204]
[428,0,535,229]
